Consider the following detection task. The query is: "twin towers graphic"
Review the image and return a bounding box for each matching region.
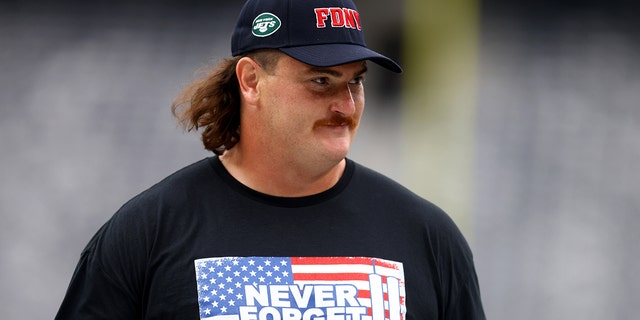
[368,260,403,320]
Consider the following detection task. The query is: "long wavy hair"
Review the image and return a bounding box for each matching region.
[171,49,281,155]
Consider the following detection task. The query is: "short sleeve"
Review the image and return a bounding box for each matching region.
[446,267,486,320]
[55,200,153,319]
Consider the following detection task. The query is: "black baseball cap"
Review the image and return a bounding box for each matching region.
[231,0,402,73]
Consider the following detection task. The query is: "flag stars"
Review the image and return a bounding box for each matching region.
[197,257,296,317]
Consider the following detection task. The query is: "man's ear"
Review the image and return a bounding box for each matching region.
[236,57,262,105]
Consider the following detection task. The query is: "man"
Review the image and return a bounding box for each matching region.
[56,0,485,319]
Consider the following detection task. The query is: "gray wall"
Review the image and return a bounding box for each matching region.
[476,1,640,319]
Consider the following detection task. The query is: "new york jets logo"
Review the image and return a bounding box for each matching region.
[252,12,281,37]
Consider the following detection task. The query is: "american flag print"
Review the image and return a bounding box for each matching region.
[194,256,406,320]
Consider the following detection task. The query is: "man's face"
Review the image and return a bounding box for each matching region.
[255,54,367,166]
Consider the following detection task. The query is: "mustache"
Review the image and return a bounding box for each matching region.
[313,114,358,129]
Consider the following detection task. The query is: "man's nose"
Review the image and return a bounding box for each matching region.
[330,84,356,115]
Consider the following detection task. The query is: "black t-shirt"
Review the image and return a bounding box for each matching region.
[55,157,484,320]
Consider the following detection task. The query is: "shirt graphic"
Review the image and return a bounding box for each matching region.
[194,256,406,320]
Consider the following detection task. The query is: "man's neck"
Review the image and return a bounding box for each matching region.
[219,147,346,197]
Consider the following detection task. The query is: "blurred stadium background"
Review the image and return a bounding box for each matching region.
[1,0,638,319]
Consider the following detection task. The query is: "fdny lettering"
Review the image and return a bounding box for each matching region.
[314,7,361,30]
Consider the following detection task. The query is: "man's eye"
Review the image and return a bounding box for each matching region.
[312,78,328,85]
[349,77,365,85]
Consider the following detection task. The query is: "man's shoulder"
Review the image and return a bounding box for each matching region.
[120,157,219,209]
[349,160,428,204]
[155,157,216,187]
[348,160,458,228]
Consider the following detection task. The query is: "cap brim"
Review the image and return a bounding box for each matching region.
[280,44,402,73]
